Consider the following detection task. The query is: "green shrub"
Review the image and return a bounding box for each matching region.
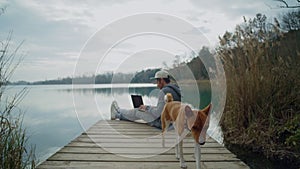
[277,114,300,151]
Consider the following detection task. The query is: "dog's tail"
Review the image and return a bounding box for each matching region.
[164,93,173,103]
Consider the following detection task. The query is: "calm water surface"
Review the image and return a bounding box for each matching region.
[6,84,215,164]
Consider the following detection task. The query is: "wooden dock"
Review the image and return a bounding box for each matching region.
[37,120,250,169]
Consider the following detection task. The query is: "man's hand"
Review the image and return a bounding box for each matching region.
[139,105,147,111]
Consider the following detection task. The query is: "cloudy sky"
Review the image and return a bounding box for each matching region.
[0,0,292,82]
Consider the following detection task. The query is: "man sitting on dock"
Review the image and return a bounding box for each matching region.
[110,70,181,129]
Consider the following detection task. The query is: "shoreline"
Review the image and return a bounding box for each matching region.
[225,143,300,169]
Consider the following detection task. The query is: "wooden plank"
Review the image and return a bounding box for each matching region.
[203,161,250,169]
[38,161,249,169]
[76,135,217,143]
[91,125,153,129]
[78,134,217,141]
[59,146,232,154]
[37,161,200,169]
[74,137,216,143]
[36,120,250,169]
[95,121,147,124]
[93,123,151,127]
[85,131,191,137]
[88,126,157,130]
[87,128,161,134]
[67,141,224,148]
[83,132,212,138]
[84,132,162,135]
[47,153,239,162]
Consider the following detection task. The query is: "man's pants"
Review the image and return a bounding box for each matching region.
[117,108,162,129]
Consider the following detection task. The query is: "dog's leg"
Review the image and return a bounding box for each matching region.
[161,121,170,148]
[173,123,180,159]
[175,135,180,159]
[179,140,187,168]
[194,142,201,169]
[162,133,165,148]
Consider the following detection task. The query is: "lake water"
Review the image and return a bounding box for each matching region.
[6,84,217,164]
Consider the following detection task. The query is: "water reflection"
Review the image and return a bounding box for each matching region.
[65,84,212,109]
[6,85,83,164]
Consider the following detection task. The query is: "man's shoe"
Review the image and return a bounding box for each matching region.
[110,101,120,120]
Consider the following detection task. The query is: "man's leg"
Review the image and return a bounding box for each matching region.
[118,108,156,123]
[111,101,138,121]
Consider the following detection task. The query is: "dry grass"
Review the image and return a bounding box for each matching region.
[218,14,300,166]
[0,32,35,169]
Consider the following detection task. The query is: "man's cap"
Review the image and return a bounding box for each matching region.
[150,70,170,80]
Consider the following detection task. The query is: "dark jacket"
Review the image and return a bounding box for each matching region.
[147,83,181,129]
[162,84,181,102]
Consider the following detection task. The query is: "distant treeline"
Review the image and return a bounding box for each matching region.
[9,69,160,85]
[10,50,212,85]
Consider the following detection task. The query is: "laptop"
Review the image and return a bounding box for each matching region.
[131,95,144,108]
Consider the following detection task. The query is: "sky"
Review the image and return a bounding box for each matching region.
[0,0,293,82]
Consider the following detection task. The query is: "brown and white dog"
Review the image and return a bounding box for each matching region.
[161,93,211,169]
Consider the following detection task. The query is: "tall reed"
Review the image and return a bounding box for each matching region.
[0,32,35,168]
[218,13,300,164]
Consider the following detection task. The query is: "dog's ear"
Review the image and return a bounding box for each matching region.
[185,105,193,118]
[200,103,212,116]
[192,112,201,128]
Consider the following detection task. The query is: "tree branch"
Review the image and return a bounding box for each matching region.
[0,6,7,16]
[275,0,289,7]
[274,0,300,8]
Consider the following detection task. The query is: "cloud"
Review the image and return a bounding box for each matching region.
[1,0,286,81]
[56,52,79,60]
[0,0,9,7]
[17,0,139,28]
[189,0,264,18]
[185,26,211,34]
[188,0,286,21]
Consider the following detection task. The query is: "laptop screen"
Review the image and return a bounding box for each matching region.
[131,95,144,108]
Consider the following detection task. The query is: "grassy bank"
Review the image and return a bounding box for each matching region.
[0,103,36,168]
[219,13,300,168]
[0,32,35,168]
